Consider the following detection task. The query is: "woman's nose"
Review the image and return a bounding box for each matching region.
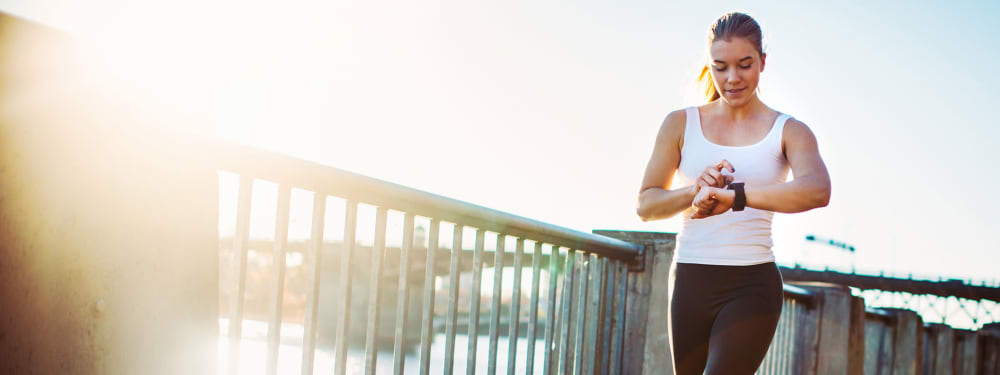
[726,70,741,83]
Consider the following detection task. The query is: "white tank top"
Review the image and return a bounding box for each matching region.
[674,106,792,265]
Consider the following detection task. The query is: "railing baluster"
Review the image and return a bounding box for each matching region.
[466,229,486,375]
[266,184,292,375]
[557,250,577,375]
[778,309,785,373]
[600,258,615,375]
[392,213,415,374]
[788,301,796,372]
[584,256,604,375]
[525,242,543,375]
[583,254,604,374]
[572,253,590,375]
[443,225,463,375]
[784,303,791,372]
[506,238,525,375]
[761,309,773,374]
[762,301,779,374]
[542,246,561,375]
[609,260,627,375]
[334,201,358,375]
[781,301,792,373]
[227,175,253,375]
[363,207,389,375]
[762,309,774,374]
[418,219,439,375]
[301,193,327,375]
[789,304,796,373]
[796,301,808,374]
[487,235,506,375]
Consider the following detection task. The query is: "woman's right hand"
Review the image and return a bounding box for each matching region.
[696,159,736,190]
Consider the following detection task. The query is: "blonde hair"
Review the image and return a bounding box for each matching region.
[697,12,764,102]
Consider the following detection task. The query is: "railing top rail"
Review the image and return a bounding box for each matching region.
[782,284,817,306]
[865,307,897,324]
[215,141,643,261]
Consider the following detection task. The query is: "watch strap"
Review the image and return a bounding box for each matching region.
[726,182,746,211]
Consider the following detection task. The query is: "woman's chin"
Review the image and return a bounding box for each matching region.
[722,97,745,106]
[721,94,753,107]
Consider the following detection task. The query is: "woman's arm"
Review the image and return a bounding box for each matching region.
[691,119,831,217]
[637,110,698,221]
[747,119,831,212]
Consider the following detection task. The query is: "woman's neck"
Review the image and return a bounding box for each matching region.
[711,94,768,122]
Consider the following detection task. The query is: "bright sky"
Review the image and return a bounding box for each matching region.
[4,0,999,283]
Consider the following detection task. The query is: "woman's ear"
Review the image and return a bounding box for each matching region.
[760,53,766,72]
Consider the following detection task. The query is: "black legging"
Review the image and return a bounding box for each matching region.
[668,261,784,375]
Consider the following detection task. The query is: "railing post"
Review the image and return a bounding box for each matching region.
[591,230,675,375]
[884,308,925,375]
[791,282,857,375]
[952,328,980,374]
[982,323,1000,374]
[863,308,895,374]
[848,293,866,375]
[922,323,953,375]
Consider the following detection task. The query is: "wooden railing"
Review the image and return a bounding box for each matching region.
[215,142,642,375]
[215,142,1000,375]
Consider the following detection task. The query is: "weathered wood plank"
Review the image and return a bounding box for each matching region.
[506,238,525,375]
[333,201,358,375]
[227,175,253,375]
[542,246,562,375]
[417,219,439,375]
[300,193,326,375]
[362,207,389,375]
[443,225,463,375]
[265,185,292,375]
[487,235,505,375]
[572,253,590,375]
[465,229,486,375]
[525,242,543,374]
[391,213,415,374]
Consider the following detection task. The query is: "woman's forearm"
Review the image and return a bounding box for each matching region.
[745,175,831,213]
[637,185,698,221]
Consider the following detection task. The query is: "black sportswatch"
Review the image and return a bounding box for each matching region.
[726,182,746,212]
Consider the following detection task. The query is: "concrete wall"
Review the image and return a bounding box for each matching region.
[0,13,217,374]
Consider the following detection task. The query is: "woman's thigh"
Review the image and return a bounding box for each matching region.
[668,263,718,375]
[703,265,784,375]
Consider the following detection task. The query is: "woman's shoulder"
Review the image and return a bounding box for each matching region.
[781,116,814,138]
[659,108,690,138]
[663,107,689,123]
[654,108,690,150]
[780,116,820,154]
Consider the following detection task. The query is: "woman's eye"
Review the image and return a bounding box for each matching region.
[713,66,726,71]
[739,65,752,69]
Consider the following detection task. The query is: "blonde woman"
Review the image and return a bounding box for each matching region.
[636,12,832,374]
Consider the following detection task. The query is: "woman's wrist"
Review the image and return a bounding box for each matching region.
[687,184,700,202]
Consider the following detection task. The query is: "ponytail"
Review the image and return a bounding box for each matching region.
[698,64,720,103]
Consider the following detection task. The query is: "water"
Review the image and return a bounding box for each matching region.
[218,319,549,374]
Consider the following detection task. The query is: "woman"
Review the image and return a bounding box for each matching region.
[635,12,831,375]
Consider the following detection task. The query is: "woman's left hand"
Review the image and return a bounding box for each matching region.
[691,187,736,219]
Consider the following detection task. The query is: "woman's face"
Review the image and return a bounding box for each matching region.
[709,37,765,107]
